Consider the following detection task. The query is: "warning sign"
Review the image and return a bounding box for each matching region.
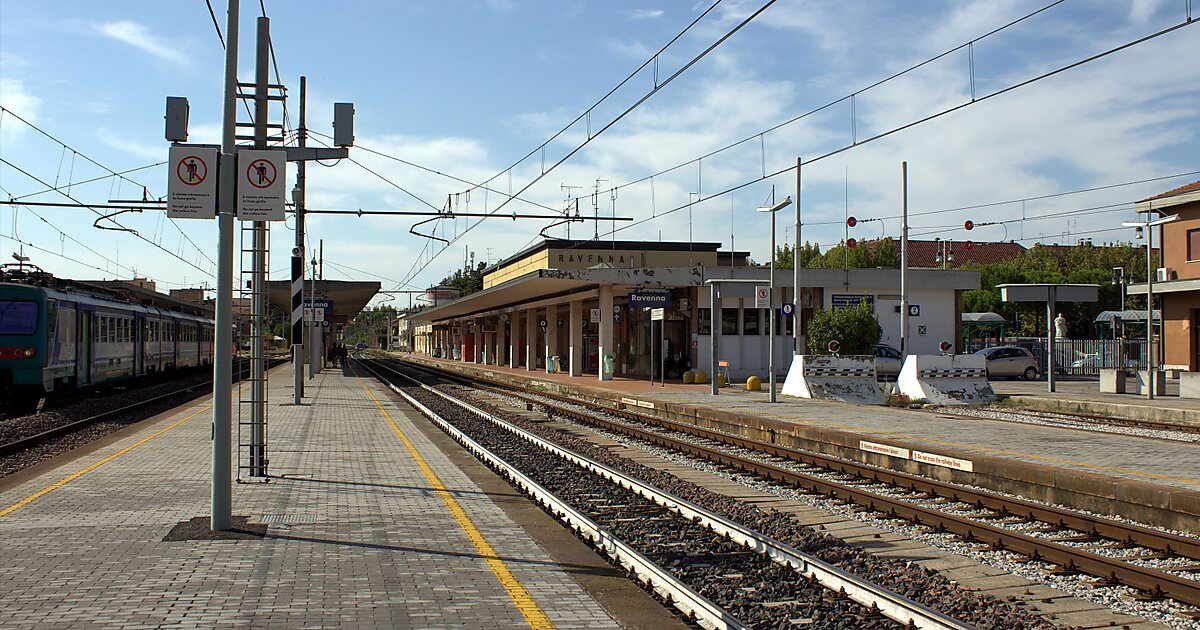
[754,286,770,309]
[237,149,287,221]
[167,145,218,219]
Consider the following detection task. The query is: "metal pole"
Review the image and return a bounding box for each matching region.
[292,75,307,404]
[1147,221,1155,400]
[248,16,270,478]
[768,196,777,403]
[1047,288,1056,393]
[899,161,909,355]
[794,156,801,356]
[211,0,239,531]
[710,282,719,396]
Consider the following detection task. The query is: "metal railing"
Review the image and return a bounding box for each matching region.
[964,337,1153,376]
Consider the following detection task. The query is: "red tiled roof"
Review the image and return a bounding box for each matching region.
[1141,180,1200,202]
[902,240,1026,268]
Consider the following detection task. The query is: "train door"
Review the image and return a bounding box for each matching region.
[134,317,144,375]
[77,310,92,386]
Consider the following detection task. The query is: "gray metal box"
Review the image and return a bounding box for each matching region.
[165,96,189,142]
[333,102,354,147]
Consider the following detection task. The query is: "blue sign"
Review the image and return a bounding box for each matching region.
[780,302,796,316]
[305,297,333,312]
[831,294,874,310]
[908,304,920,317]
[628,290,672,308]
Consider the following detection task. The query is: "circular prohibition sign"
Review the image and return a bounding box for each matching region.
[246,158,278,189]
[176,155,209,186]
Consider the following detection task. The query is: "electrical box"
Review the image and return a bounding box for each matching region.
[333,102,354,147]
[165,96,189,142]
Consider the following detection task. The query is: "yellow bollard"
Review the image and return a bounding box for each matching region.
[694,370,708,384]
[682,370,695,384]
[717,373,727,388]
[746,375,761,391]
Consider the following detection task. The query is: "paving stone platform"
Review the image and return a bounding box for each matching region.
[402,353,1200,535]
[0,367,657,629]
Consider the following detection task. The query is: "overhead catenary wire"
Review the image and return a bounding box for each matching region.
[399,0,779,288]
[0,157,215,278]
[0,107,217,269]
[570,14,1197,251]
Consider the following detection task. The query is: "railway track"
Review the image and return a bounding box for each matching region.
[388,356,1200,613]
[359,357,1065,629]
[0,358,284,460]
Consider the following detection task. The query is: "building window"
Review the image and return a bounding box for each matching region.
[1189,228,1200,262]
[698,309,712,335]
[743,308,760,335]
[721,308,738,335]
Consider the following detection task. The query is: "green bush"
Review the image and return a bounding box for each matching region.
[806,300,882,356]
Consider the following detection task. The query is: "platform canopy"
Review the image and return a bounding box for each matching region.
[266,280,381,325]
[997,283,1099,303]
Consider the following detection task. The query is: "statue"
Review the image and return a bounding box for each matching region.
[1054,313,1068,339]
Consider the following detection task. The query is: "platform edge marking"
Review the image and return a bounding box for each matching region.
[1,405,211,519]
[363,383,556,630]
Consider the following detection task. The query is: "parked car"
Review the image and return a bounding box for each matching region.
[874,344,903,377]
[973,346,1039,380]
[355,342,367,350]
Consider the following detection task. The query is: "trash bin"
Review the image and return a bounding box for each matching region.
[603,353,616,376]
[548,355,560,373]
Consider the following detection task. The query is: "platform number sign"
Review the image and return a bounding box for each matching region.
[908,304,920,317]
[781,302,795,317]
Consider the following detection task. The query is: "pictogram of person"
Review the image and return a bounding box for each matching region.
[185,159,199,182]
[255,162,269,185]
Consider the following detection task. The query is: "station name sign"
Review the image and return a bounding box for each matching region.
[556,252,633,265]
[628,289,671,308]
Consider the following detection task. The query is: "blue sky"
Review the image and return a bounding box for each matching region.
[1,1,1197,305]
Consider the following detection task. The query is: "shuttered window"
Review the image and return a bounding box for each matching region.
[1188,228,1200,262]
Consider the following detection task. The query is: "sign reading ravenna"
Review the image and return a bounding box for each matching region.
[628,290,671,308]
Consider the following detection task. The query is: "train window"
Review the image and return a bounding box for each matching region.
[0,301,39,335]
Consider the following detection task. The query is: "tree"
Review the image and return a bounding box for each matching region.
[805,300,882,355]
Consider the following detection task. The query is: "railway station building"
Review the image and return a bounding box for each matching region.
[410,239,979,381]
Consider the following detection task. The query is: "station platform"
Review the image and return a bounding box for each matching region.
[400,353,1200,535]
[0,365,681,628]
[991,378,1200,427]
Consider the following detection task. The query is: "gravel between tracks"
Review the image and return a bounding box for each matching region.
[397,368,1051,630]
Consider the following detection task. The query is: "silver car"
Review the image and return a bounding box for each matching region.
[974,346,1039,380]
[874,344,903,377]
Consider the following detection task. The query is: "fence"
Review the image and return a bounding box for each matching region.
[964,338,1153,376]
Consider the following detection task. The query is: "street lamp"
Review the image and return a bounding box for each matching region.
[757,194,793,403]
[1122,213,1177,399]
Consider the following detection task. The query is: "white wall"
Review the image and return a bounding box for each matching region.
[698,285,960,379]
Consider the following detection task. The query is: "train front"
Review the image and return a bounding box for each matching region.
[0,283,48,393]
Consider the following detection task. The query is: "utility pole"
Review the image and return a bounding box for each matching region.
[290,76,307,404]
[794,156,801,355]
[211,0,240,531]
[899,161,909,355]
[247,16,270,479]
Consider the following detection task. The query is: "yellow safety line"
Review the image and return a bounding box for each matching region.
[362,383,555,630]
[1,404,211,519]
[752,411,1200,485]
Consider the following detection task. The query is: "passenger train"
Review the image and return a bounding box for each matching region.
[0,268,215,394]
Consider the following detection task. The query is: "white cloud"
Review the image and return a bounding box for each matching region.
[0,76,40,141]
[96,128,163,161]
[629,9,664,20]
[93,20,186,65]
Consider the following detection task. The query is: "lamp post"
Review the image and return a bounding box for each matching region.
[758,194,793,403]
[1123,214,1177,400]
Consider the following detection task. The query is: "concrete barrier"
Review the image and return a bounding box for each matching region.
[1182,372,1200,399]
[896,354,995,406]
[781,355,884,405]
